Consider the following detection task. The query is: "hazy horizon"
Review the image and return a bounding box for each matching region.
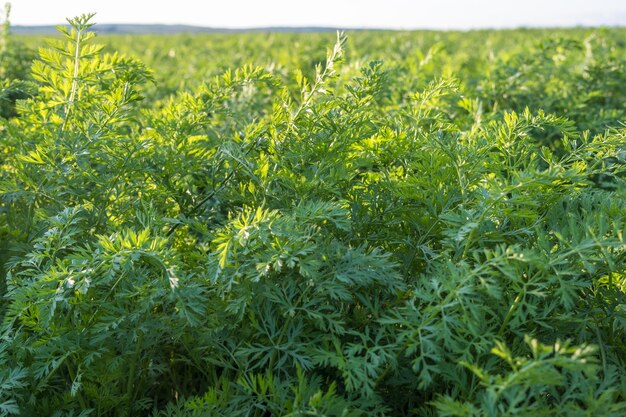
[10,0,626,30]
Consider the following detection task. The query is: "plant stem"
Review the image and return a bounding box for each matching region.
[498,292,523,337]
[126,331,144,417]
[63,24,83,131]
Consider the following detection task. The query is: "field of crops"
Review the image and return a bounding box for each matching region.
[1,13,626,417]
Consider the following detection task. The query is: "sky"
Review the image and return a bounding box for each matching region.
[10,0,626,29]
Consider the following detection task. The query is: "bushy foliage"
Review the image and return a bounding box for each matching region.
[1,15,625,417]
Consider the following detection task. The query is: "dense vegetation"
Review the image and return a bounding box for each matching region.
[1,11,625,417]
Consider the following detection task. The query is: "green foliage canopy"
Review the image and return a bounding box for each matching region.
[0,14,625,417]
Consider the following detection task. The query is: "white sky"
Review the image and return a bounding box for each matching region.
[10,0,626,29]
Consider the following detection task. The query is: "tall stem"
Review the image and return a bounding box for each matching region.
[126,331,144,417]
[63,25,83,131]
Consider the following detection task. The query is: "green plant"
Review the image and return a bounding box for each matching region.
[1,14,625,417]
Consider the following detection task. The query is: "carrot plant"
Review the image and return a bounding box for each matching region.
[0,14,625,417]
